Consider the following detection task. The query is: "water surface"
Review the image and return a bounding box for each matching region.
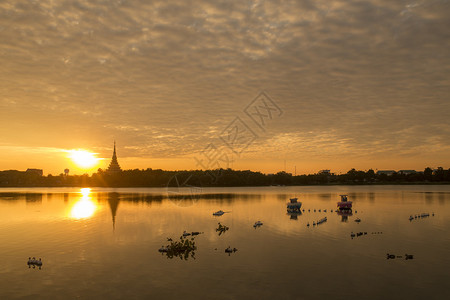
[0,186,449,299]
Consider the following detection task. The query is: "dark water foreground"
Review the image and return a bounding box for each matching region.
[0,186,449,299]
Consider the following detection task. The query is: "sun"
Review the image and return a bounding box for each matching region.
[68,150,100,168]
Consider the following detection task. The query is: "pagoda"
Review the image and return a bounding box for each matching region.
[107,141,122,173]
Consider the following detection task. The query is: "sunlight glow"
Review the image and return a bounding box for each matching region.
[68,150,100,168]
[70,188,97,219]
[80,188,91,197]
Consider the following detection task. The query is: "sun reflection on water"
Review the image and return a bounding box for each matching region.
[70,188,97,219]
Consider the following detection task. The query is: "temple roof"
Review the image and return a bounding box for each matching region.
[107,141,122,173]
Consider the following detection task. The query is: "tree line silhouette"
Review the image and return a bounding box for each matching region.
[0,167,449,187]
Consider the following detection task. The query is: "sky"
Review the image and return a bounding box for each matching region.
[0,0,449,175]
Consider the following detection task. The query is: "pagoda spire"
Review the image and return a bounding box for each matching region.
[107,141,122,173]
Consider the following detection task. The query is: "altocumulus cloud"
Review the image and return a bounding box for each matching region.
[0,0,449,171]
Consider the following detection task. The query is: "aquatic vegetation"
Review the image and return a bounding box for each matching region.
[159,235,197,260]
[216,222,229,236]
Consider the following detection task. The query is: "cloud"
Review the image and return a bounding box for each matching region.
[0,0,449,173]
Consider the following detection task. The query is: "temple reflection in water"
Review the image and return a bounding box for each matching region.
[107,192,120,230]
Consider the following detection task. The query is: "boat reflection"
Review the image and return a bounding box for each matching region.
[70,188,97,219]
[286,210,302,220]
[337,209,353,222]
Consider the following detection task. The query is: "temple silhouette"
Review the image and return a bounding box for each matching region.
[107,141,122,173]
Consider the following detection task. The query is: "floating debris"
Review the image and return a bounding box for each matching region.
[316,217,327,225]
[355,218,361,223]
[27,257,43,269]
[213,210,225,216]
[181,231,203,237]
[386,253,414,260]
[409,213,432,221]
[253,221,263,228]
[351,231,370,239]
[216,223,229,236]
[225,246,238,254]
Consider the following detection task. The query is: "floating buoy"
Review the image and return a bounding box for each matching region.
[225,246,238,253]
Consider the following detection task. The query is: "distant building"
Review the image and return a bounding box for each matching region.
[398,170,417,175]
[318,169,331,175]
[26,169,43,176]
[376,170,396,176]
[107,141,122,173]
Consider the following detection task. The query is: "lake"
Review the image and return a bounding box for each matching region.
[0,185,449,299]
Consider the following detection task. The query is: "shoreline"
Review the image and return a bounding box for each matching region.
[1,182,450,189]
